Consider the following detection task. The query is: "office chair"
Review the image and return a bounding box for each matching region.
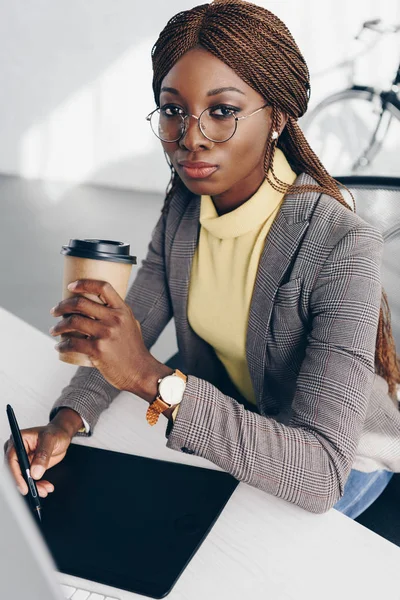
[338,176,400,546]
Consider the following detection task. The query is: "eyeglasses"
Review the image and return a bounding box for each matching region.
[146,103,269,143]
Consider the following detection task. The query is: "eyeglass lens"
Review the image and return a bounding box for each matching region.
[150,108,237,143]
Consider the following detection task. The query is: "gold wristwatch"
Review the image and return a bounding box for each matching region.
[146,369,187,426]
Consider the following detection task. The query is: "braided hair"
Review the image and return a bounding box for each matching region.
[151,0,400,401]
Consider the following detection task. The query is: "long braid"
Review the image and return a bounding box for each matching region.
[152,0,400,401]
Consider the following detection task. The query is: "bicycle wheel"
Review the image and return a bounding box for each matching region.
[300,87,383,176]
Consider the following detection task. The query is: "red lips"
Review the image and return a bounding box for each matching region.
[178,160,217,168]
[178,160,219,179]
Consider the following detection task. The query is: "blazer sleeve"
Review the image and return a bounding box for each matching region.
[49,210,173,432]
[165,223,384,514]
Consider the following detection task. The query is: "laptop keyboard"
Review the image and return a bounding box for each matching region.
[60,583,121,599]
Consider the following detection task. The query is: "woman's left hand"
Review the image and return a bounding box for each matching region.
[50,279,160,396]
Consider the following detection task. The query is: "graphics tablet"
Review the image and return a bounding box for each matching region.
[39,444,239,599]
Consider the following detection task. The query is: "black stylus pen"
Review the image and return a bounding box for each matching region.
[6,404,42,523]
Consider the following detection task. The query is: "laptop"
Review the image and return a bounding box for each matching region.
[1,444,239,599]
[0,465,122,600]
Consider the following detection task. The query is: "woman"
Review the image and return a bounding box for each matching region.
[6,0,400,517]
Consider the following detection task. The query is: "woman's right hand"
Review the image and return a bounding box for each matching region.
[3,408,83,498]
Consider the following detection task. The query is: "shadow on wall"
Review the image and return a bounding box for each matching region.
[19,38,171,194]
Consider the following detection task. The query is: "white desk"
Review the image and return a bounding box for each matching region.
[1,306,400,600]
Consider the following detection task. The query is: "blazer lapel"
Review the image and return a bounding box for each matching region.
[170,194,234,384]
[168,192,200,322]
[169,194,213,375]
[246,174,321,404]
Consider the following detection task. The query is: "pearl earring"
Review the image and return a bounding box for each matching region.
[271,131,279,140]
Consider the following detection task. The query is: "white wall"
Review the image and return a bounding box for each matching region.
[1,0,399,193]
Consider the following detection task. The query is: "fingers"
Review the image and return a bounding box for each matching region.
[67,280,122,308]
[55,335,93,358]
[30,430,57,481]
[51,293,110,321]
[8,448,54,497]
[36,480,55,498]
[5,430,60,498]
[50,313,106,339]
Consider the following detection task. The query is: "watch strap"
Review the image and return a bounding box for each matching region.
[172,369,187,383]
[146,369,187,426]
[146,398,170,426]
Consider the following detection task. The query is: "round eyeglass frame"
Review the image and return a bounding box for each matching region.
[145,104,269,143]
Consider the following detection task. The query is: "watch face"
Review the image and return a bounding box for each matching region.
[159,375,186,406]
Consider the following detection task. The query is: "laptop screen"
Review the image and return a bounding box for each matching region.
[0,467,63,600]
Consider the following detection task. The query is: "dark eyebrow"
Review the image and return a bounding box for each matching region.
[160,86,246,97]
[207,86,246,96]
[160,87,180,95]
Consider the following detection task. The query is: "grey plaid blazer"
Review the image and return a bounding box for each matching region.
[51,173,400,514]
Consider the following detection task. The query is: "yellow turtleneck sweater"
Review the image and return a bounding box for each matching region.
[172,149,297,420]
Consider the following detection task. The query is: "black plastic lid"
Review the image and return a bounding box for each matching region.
[60,239,136,264]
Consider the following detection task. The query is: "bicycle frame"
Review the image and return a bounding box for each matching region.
[301,67,400,174]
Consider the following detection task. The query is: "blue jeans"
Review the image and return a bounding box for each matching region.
[333,469,394,519]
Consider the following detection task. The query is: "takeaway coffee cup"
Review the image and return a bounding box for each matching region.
[59,239,137,367]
